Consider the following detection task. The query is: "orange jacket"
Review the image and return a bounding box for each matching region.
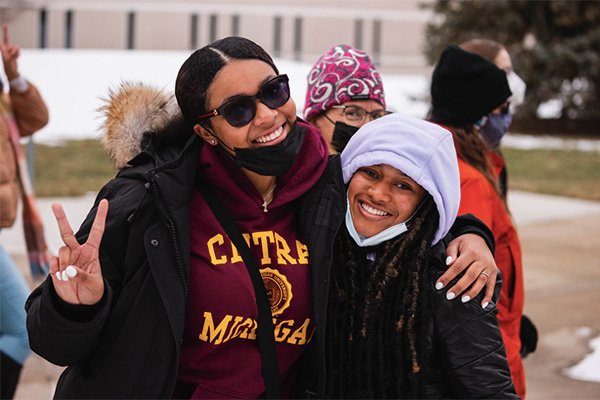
[457,157,526,399]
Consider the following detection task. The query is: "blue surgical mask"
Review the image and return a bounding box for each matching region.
[344,199,413,247]
[479,111,513,150]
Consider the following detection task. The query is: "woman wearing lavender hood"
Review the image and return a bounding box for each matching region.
[322,114,518,399]
[304,44,500,305]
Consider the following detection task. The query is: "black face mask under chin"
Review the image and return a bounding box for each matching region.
[231,123,306,176]
[331,121,359,153]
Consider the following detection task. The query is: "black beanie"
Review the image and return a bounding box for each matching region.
[430,45,512,126]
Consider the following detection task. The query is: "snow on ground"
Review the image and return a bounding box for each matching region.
[15,48,430,144]
[564,328,600,383]
[16,49,191,143]
[502,133,600,152]
[12,49,600,152]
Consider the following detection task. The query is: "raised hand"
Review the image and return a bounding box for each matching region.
[50,199,109,305]
[1,24,20,80]
[436,233,498,308]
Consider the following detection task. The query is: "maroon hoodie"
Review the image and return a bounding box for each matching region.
[176,122,329,398]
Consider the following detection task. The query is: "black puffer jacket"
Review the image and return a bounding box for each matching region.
[424,239,517,398]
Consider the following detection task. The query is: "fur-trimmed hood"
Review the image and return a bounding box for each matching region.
[99,82,181,169]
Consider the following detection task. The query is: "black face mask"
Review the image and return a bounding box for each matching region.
[331,121,359,153]
[233,124,306,176]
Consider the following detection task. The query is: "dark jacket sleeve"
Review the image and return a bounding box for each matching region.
[432,257,518,399]
[25,178,138,366]
[25,276,113,366]
[450,213,495,253]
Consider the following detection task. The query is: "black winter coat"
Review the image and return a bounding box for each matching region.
[25,114,501,398]
[25,117,348,398]
[26,120,201,398]
[421,241,518,398]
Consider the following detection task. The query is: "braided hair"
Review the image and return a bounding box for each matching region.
[325,194,439,399]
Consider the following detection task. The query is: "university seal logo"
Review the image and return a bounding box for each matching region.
[261,268,293,316]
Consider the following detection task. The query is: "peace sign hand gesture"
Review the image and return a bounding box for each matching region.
[50,199,109,305]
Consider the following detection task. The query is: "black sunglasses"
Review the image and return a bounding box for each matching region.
[198,74,290,127]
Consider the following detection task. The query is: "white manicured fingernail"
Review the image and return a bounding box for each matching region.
[445,256,453,265]
[446,291,456,300]
[435,281,444,290]
[55,271,62,281]
[482,302,489,309]
[61,270,69,281]
[65,265,77,278]
[461,295,471,303]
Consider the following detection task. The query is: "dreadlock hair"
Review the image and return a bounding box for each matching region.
[175,36,278,126]
[325,194,439,399]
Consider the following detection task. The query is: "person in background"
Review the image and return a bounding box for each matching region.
[324,113,518,399]
[0,24,49,399]
[460,38,527,198]
[304,44,500,304]
[429,44,526,399]
[303,44,390,155]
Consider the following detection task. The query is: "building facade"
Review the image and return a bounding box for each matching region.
[4,0,434,73]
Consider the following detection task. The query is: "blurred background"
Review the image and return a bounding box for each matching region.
[5,0,600,129]
[1,1,599,399]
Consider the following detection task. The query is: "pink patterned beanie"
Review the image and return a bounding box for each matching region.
[303,44,385,121]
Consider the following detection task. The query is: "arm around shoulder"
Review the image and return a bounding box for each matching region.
[450,213,495,253]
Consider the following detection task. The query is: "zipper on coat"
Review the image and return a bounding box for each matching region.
[149,173,188,296]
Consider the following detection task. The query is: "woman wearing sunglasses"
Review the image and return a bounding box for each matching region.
[26,37,497,399]
[429,44,526,398]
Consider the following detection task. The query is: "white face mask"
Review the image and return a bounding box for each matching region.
[344,199,415,247]
[507,71,527,112]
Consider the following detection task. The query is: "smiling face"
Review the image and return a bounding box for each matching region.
[195,59,297,154]
[347,164,427,237]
